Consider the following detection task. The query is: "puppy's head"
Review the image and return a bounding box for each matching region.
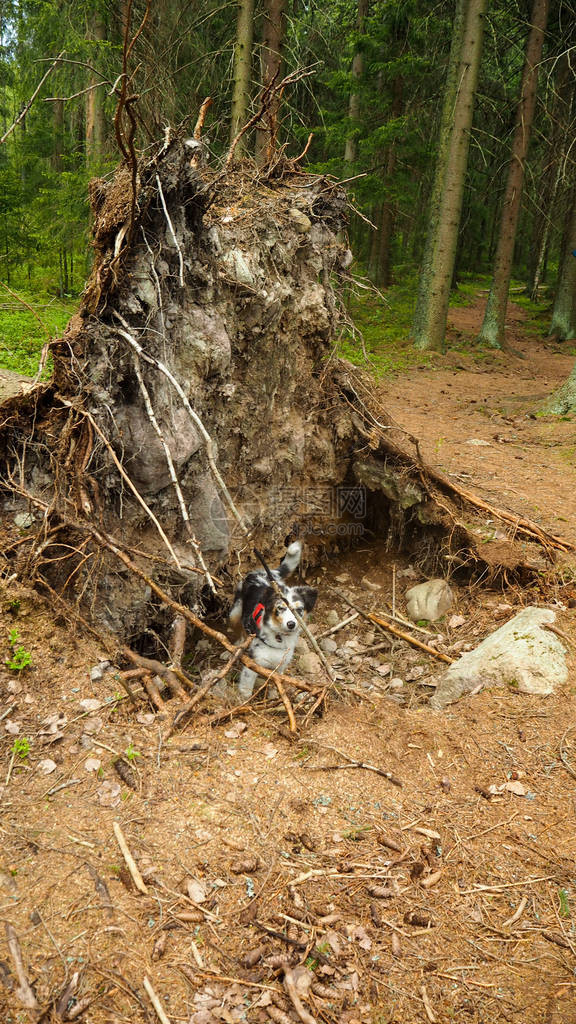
[261,584,318,636]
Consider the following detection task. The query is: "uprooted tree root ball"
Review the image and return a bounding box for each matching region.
[0,139,572,728]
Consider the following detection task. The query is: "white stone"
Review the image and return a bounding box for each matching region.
[406,579,454,622]
[431,607,568,709]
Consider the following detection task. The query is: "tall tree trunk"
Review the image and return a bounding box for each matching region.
[230,0,255,153]
[255,0,286,166]
[85,10,107,166]
[344,0,368,164]
[412,0,486,351]
[477,0,550,348]
[52,98,64,172]
[529,61,573,301]
[549,181,576,341]
[374,76,403,287]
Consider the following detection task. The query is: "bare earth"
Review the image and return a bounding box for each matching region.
[2,295,576,1024]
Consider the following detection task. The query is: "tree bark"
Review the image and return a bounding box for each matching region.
[412,0,486,351]
[373,76,403,287]
[548,180,576,342]
[476,0,550,348]
[255,0,286,166]
[344,0,368,164]
[230,0,255,153]
[85,9,107,166]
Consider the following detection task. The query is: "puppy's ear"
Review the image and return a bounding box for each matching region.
[294,586,318,613]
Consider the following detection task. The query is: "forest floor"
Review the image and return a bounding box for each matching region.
[2,292,576,1024]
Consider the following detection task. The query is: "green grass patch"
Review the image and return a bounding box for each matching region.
[337,272,487,376]
[0,289,77,377]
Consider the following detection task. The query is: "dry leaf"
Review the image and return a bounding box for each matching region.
[95,780,121,807]
[187,878,207,903]
[4,720,21,735]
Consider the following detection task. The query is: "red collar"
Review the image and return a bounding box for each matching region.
[252,603,265,629]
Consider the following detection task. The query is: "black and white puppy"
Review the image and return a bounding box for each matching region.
[229,541,317,699]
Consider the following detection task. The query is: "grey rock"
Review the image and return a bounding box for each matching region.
[325,609,341,627]
[431,607,568,710]
[297,650,322,675]
[220,249,255,287]
[289,207,312,233]
[14,512,34,530]
[319,638,338,654]
[114,404,201,494]
[406,579,453,622]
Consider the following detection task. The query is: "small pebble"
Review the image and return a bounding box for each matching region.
[319,638,338,654]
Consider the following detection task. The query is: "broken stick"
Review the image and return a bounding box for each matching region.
[5,923,38,1009]
[113,822,148,895]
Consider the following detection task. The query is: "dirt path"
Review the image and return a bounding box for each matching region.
[2,296,576,1024]
[385,294,576,544]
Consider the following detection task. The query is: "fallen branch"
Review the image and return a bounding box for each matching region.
[113,822,148,895]
[5,923,38,1009]
[331,588,454,665]
[143,976,172,1024]
[169,638,251,735]
[170,615,187,669]
[121,646,192,698]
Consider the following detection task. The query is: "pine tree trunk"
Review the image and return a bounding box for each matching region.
[529,62,574,301]
[344,0,368,164]
[549,181,576,341]
[412,0,486,351]
[374,76,403,286]
[230,0,255,153]
[255,0,286,165]
[476,0,550,348]
[52,98,64,172]
[85,10,107,166]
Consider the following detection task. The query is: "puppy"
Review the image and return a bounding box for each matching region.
[229,541,317,699]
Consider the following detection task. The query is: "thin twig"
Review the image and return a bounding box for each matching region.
[300,739,402,787]
[1,51,64,144]
[131,355,214,590]
[155,174,184,286]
